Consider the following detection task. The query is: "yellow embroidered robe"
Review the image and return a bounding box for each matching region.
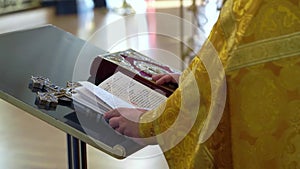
[140,0,300,168]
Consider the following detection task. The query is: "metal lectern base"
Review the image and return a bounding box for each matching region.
[67,134,87,169]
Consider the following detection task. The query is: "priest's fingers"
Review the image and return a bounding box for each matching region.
[108,117,120,129]
[153,74,180,85]
[155,74,174,85]
[152,74,165,81]
[123,129,134,137]
[115,125,125,135]
[104,109,121,119]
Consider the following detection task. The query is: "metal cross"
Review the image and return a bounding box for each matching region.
[29,76,81,110]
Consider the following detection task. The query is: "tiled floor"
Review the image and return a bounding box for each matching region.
[0,1,220,168]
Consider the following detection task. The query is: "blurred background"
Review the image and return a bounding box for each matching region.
[0,0,223,69]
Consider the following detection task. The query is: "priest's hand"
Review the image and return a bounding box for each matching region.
[104,108,147,138]
[152,73,180,85]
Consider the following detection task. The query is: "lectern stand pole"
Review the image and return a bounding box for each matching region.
[67,134,87,169]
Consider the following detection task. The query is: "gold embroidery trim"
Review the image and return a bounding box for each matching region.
[226,31,300,71]
[203,146,216,168]
[220,0,235,39]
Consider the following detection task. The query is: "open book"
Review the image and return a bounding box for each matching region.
[73,71,167,114]
[69,71,168,158]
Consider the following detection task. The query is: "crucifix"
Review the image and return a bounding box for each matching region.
[29,76,81,110]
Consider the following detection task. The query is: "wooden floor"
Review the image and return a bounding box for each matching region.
[0,1,220,168]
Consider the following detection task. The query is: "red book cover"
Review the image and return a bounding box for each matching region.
[89,49,179,97]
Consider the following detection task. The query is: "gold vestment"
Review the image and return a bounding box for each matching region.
[140,0,300,168]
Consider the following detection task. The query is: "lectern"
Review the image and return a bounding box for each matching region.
[0,25,153,169]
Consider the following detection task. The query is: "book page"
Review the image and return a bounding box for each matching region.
[72,86,112,114]
[99,72,167,110]
[75,81,135,111]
